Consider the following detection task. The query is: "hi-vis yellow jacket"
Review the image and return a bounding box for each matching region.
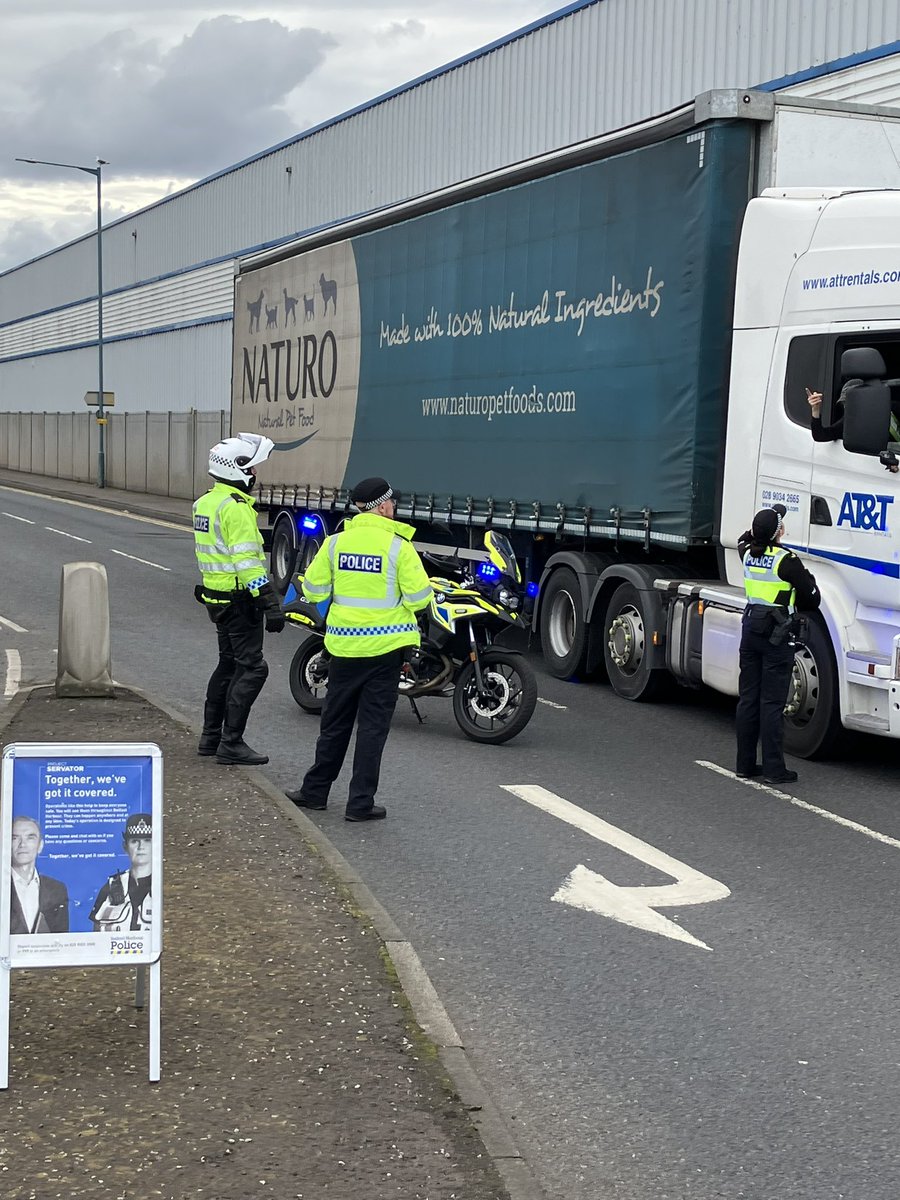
[192,482,269,598]
[742,545,796,610]
[302,513,433,656]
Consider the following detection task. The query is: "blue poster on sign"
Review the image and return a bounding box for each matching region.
[1,743,162,968]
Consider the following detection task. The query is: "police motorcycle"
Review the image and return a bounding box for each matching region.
[283,530,538,744]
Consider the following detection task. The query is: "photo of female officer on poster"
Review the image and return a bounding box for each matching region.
[89,812,153,933]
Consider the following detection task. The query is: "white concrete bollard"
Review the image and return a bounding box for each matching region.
[56,562,115,698]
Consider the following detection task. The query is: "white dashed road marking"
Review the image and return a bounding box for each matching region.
[4,650,20,697]
[45,526,91,543]
[537,697,568,710]
[697,760,900,850]
[0,486,188,533]
[0,615,27,634]
[110,549,171,572]
[2,512,34,524]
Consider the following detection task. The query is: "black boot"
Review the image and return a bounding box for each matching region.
[215,730,269,766]
[198,733,221,756]
[198,702,224,756]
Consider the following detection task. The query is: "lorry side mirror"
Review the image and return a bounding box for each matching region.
[842,382,892,455]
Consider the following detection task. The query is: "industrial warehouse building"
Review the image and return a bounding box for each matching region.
[2,0,900,495]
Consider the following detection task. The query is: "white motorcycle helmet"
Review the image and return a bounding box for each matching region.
[208,432,275,491]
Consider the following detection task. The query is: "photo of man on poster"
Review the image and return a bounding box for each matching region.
[9,815,69,935]
[90,813,153,933]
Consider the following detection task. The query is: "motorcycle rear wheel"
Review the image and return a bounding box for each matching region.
[452,650,537,744]
[289,637,329,714]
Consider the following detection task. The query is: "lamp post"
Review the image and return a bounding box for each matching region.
[15,155,109,488]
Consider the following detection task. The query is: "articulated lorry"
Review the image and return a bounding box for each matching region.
[231,89,900,758]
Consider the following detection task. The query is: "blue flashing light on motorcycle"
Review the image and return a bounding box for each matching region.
[301,513,321,533]
[526,581,539,598]
[476,561,501,584]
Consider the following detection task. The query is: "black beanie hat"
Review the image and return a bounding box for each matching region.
[351,477,393,510]
[751,503,786,543]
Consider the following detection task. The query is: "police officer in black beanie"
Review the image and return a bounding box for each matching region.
[285,476,432,821]
[735,504,820,785]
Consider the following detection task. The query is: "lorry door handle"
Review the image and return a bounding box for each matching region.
[810,495,832,526]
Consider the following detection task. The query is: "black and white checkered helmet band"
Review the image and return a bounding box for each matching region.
[358,488,393,510]
[208,434,274,481]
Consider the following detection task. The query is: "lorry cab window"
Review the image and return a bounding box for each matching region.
[784,334,829,426]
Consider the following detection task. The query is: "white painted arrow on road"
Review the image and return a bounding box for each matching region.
[501,784,730,951]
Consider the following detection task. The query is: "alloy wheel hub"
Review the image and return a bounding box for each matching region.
[470,670,511,717]
[608,607,643,671]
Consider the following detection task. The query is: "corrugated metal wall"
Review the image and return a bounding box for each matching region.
[0,321,232,414]
[2,0,900,424]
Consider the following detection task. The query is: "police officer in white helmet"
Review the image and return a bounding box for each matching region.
[192,432,284,765]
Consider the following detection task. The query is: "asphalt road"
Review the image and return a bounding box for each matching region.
[2,485,900,1200]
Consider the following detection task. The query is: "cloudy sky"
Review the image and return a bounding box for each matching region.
[0,1,554,272]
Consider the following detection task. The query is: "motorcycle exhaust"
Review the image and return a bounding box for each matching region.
[403,653,454,697]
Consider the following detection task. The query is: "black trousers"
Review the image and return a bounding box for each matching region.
[299,648,403,816]
[203,600,268,739]
[734,625,795,777]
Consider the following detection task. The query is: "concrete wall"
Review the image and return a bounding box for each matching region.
[0,410,229,499]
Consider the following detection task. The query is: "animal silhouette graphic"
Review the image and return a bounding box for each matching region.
[265,303,279,329]
[283,288,298,326]
[303,294,315,321]
[247,289,264,333]
[319,272,338,316]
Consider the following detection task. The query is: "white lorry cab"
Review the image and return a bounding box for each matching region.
[689,188,900,754]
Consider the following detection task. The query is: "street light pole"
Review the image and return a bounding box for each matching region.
[15,155,109,488]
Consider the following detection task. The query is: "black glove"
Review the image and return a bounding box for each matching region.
[257,583,286,634]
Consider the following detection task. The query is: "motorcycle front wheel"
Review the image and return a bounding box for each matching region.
[289,637,329,714]
[452,649,537,744]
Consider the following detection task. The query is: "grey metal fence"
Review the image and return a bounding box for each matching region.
[0,411,229,499]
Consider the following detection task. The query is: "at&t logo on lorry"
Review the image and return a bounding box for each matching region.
[836,491,894,533]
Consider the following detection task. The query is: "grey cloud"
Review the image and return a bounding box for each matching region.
[3,16,335,181]
[376,20,426,46]
[0,212,98,274]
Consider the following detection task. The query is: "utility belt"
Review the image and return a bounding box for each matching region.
[193,584,257,618]
[743,604,807,647]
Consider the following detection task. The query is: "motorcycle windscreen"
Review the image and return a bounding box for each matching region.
[484,531,521,582]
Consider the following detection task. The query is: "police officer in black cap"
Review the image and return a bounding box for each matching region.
[735,504,820,785]
[285,477,432,821]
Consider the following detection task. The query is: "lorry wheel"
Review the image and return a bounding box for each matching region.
[539,567,588,678]
[452,650,538,744]
[288,637,329,713]
[783,617,843,759]
[297,530,324,576]
[603,582,665,702]
[270,515,298,593]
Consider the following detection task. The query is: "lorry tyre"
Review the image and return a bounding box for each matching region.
[452,650,538,744]
[270,515,298,593]
[539,567,588,678]
[603,582,665,702]
[297,529,325,576]
[288,637,329,714]
[783,617,843,759]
